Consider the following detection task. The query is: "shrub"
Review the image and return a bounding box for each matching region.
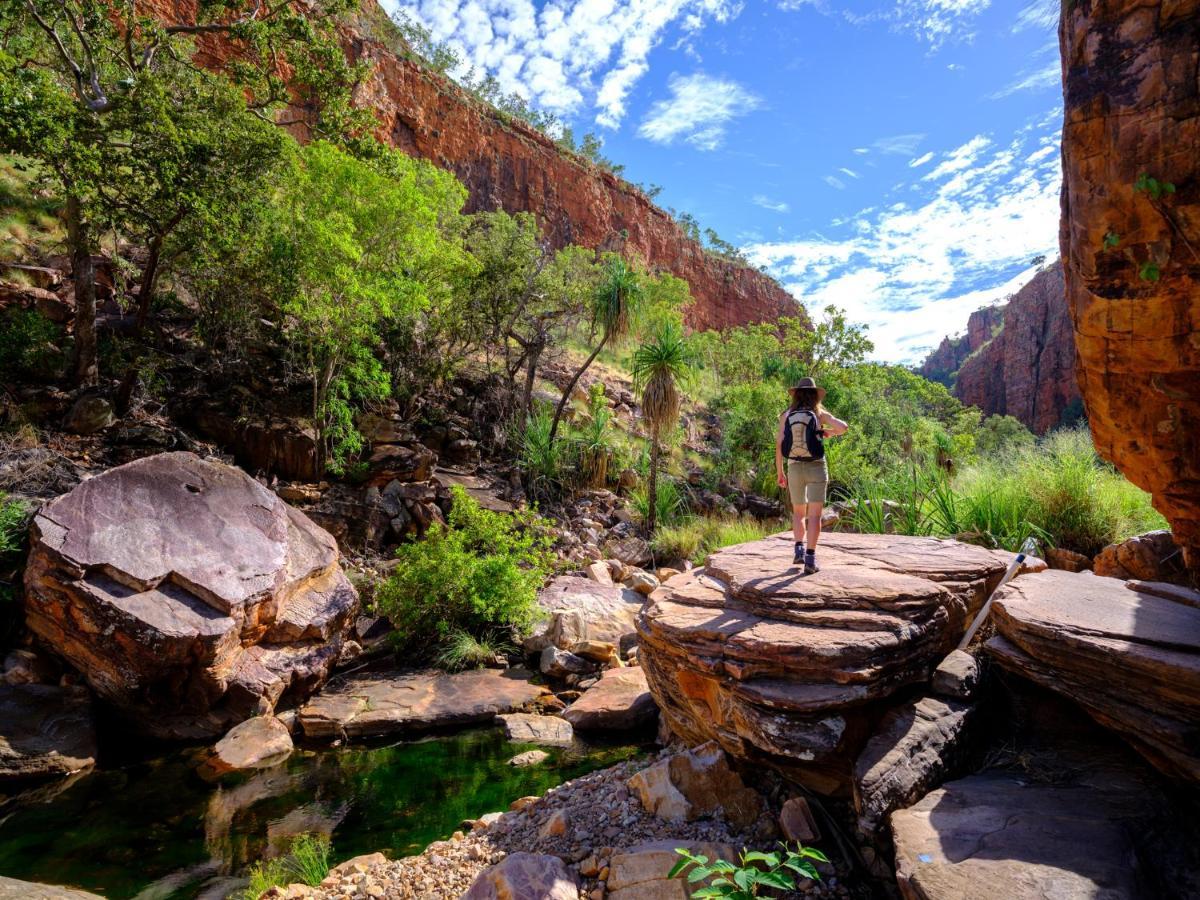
[652,516,777,566]
[669,843,828,899]
[517,409,571,502]
[0,494,25,556]
[0,308,63,380]
[239,833,331,899]
[374,486,554,653]
[435,629,512,672]
[630,476,687,529]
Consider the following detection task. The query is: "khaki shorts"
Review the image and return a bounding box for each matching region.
[787,459,828,505]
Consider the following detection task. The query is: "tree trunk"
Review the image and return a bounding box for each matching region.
[549,332,608,444]
[66,194,98,387]
[647,435,660,534]
[114,235,165,415]
[520,341,544,429]
[313,355,337,475]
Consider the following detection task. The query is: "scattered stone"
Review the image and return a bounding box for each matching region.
[24,452,358,739]
[0,684,95,780]
[497,713,574,747]
[540,646,596,679]
[462,853,578,900]
[574,640,620,665]
[1093,530,1188,585]
[299,668,551,741]
[931,650,980,700]
[624,570,660,595]
[628,742,765,830]
[564,667,657,732]
[202,716,293,777]
[509,796,539,811]
[1044,546,1092,573]
[540,809,570,837]
[778,797,820,843]
[853,696,975,832]
[606,536,653,569]
[989,570,1200,783]
[2,648,59,686]
[329,854,388,877]
[63,393,112,435]
[656,568,682,584]
[586,561,615,586]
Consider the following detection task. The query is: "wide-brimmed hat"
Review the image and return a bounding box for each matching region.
[788,377,826,401]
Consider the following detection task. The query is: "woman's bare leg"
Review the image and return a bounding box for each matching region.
[805,503,823,550]
[792,504,807,545]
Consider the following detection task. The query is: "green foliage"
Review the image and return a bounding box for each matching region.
[518,409,570,502]
[1134,173,1176,200]
[375,486,554,652]
[435,630,512,672]
[652,516,777,566]
[632,321,694,532]
[239,833,332,900]
[1102,230,1121,249]
[574,385,617,489]
[1138,261,1161,282]
[974,415,1035,457]
[0,494,26,556]
[630,476,688,529]
[0,307,63,380]
[668,844,828,899]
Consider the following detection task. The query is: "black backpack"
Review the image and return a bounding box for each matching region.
[782,408,825,461]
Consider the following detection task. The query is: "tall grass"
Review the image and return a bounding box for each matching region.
[652,515,778,566]
[239,834,332,899]
[630,476,687,528]
[840,427,1165,555]
[435,629,513,671]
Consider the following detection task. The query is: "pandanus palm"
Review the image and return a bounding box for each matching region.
[548,256,642,444]
[632,322,693,533]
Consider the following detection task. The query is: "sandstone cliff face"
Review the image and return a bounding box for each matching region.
[953,265,1083,435]
[918,305,1003,387]
[162,0,800,333]
[1060,1,1200,573]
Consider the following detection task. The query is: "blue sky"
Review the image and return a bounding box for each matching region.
[383,0,1063,363]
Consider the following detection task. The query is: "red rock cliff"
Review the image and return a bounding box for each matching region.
[918,266,1082,435]
[152,0,801,333]
[1060,0,1200,574]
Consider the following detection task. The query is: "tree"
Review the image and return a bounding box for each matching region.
[782,305,873,378]
[0,0,362,386]
[631,322,693,534]
[548,256,642,443]
[264,141,467,472]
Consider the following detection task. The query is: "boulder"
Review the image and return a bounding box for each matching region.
[930,650,980,700]
[778,797,819,843]
[298,668,551,741]
[624,570,660,596]
[509,750,550,767]
[1044,547,1091,573]
[606,536,654,569]
[988,570,1200,783]
[496,713,574,747]
[203,716,293,777]
[585,560,614,586]
[0,877,104,900]
[23,453,358,739]
[191,406,320,481]
[1093,530,1188,585]
[539,647,594,678]
[572,640,619,665]
[628,741,765,829]
[462,852,578,900]
[637,532,1039,793]
[523,576,646,654]
[563,667,658,731]
[605,841,737,900]
[0,684,95,780]
[853,696,975,832]
[891,773,1151,900]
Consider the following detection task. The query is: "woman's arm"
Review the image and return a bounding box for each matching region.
[775,411,788,487]
[821,412,849,436]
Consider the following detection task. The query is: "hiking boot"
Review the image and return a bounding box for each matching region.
[793,543,804,566]
[804,552,819,575]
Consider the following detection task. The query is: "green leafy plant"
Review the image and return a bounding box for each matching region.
[239,833,332,900]
[374,486,553,653]
[518,409,571,502]
[435,629,513,672]
[1134,173,1176,200]
[0,308,64,380]
[0,494,26,556]
[652,516,776,566]
[1102,230,1121,249]
[668,844,828,899]
[630,476,688,530]
[1138,261,1161,282]
[632,321,694,532]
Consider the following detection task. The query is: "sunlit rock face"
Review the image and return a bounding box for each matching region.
[1059,0,1200,575]
[24,452,358,739]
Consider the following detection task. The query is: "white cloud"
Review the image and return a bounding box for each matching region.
[908,151,935,168]
[745,109,1063,363]
[1012,0,1058,32]
[823,175,847,190]
[894,0,991,48]
[753,194,790,213]
[385,0,744,128]
[873,133,926,156]
[852,147,870,155]
[838,167,861,179]
[637,72,761,150]
[989,60,1060,99]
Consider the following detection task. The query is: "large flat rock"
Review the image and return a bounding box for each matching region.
[563,666,657,731]
[0,877,104,900]
[524,576,646,653]
[24,453,358,738]
[988,570,1200,783]
[638,532,1035,793]
[298,668,552,740]
[0,684,95,781]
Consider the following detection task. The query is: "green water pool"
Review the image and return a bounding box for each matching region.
[0,729,645,899]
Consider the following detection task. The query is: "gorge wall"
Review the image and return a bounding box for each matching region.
[918,265,1082,435]
[1060,0,1200,574]
[170,0,801,333]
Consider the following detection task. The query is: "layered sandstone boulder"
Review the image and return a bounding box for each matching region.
[637,532,1036,793]
[1060,0,1200,574]
[988,570,1200,783]
[23,452,358,738]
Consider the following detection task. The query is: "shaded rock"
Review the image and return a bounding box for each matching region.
[1093,530,1188,585]
[496,713,574,747]
[563,666,657,731]
[191,405,319,481]
[203,716,293,777]
[988,570,1200,783]
[540,647,594,678]
[606,536,653,569]
[1044,546,1092,573]
[638,532,1036,792]
[930,650,980,700]
[778,797,819,843]
[63,394,112,435]
[0,877,104,900]
[0,684,95,780]
[628,741,765,829]
[298,668,551,741]
[891,772,1149,900]
[2,648,60,686]
[23,453,358,739]
[523,576,645,654]
[853,696,975,832]
[509,749,550,767]
[462,852,578,900]
[606,841,736,900]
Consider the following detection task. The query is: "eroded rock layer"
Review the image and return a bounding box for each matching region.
[988,570,1200,784]
[637,532,1030,793]
[1060,0,1200,572]
[23,452,358,738]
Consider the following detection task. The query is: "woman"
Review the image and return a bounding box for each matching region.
[775,377,848,573]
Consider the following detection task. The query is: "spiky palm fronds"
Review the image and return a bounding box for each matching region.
[593,256,641,346]
[632,321,693,435]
